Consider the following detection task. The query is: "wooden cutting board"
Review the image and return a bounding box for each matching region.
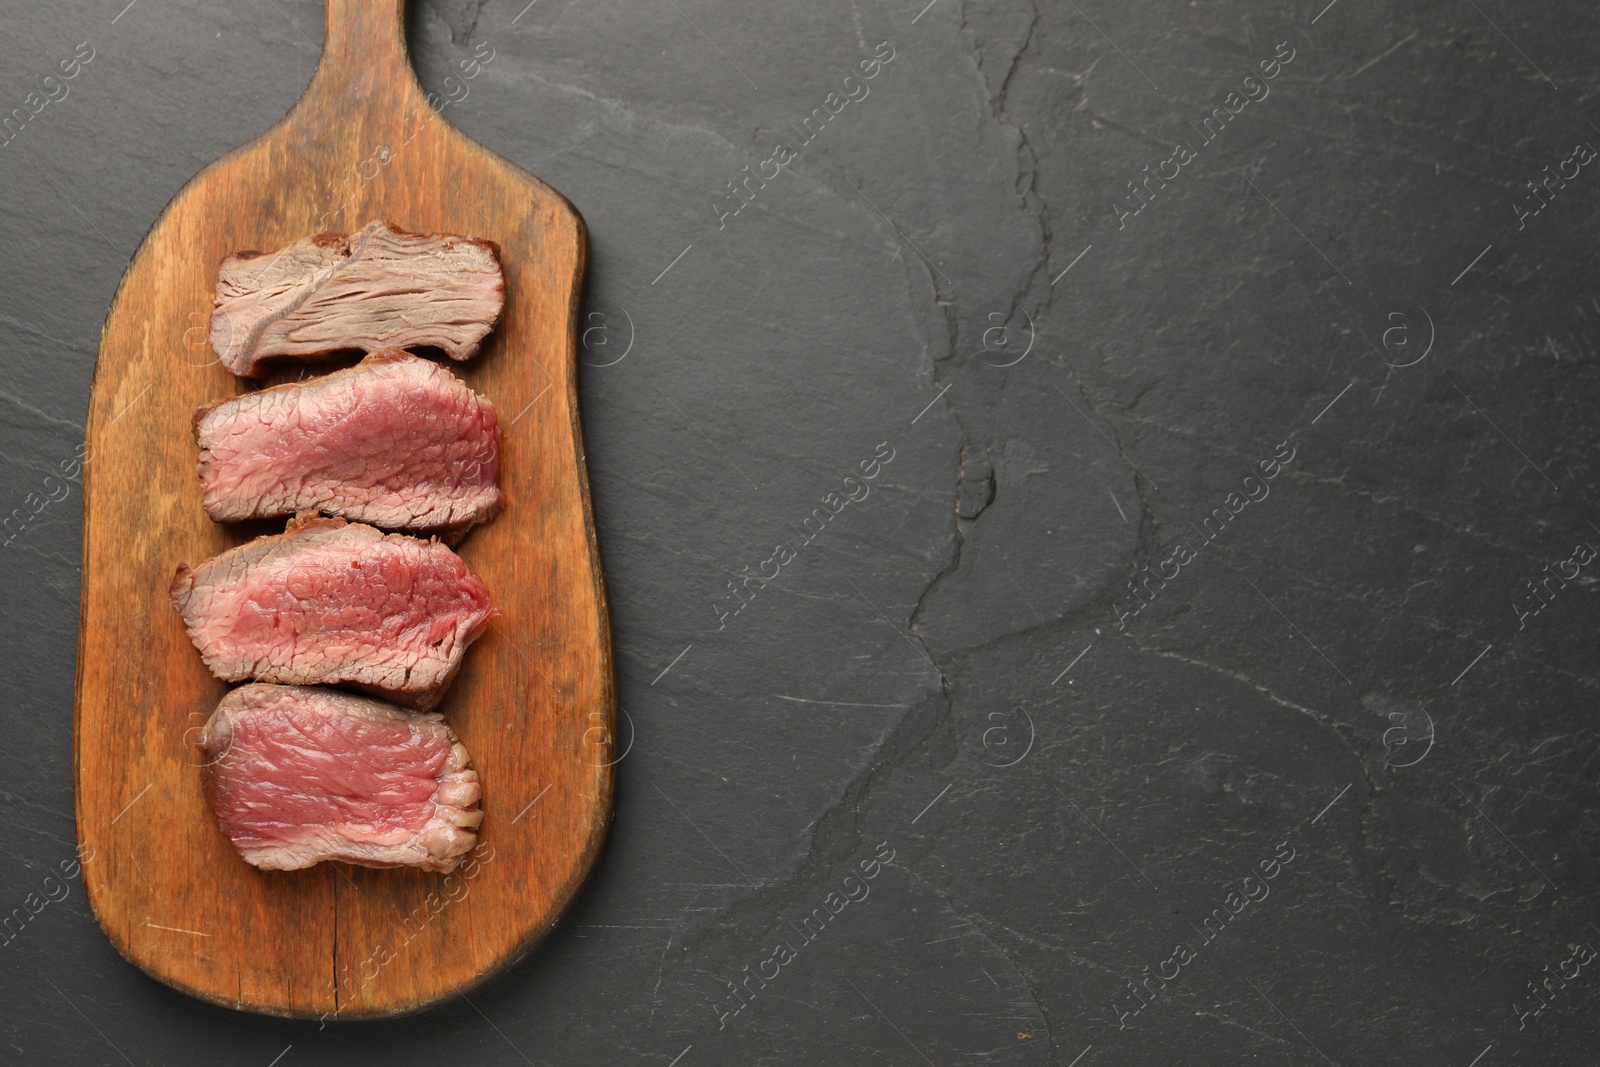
[73,0,615,1018]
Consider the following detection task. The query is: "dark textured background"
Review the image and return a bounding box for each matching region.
[3,0,1598,1063]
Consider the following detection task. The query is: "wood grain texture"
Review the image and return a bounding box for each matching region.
[73,0,614,1019]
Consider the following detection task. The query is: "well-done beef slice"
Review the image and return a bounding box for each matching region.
[208,219,504,377]
[202,684,482,872]
[171,514,497,710]
[195,349,502,539]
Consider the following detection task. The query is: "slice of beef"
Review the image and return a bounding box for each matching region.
[202,683,482,872]
[195,349,503,540]
[209,220,504,377]
[171,514,497,710]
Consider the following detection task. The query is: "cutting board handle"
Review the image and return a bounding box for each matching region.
[324,0,405,70]
[305,0,424,114]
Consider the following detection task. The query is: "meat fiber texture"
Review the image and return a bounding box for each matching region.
[171,514,497,710]
[195,349,503,541]
[202,684,482,872]
[208,220,505,377]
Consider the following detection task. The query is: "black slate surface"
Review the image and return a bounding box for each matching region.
[2,0,1598,1063]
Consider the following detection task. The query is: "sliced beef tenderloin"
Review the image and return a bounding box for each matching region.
[171,514,497,710]
[202,684,482,872]
[195,349,502,541]
[209,220,504,377]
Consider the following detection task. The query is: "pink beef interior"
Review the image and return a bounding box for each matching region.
[213,693,452,850]
[173,516,497,706]
[195,528,489,678]
[196,350,501,532]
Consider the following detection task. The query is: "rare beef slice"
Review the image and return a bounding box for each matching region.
[202,683,482,872]
[195,349,502,540]
[171,514,497,709]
